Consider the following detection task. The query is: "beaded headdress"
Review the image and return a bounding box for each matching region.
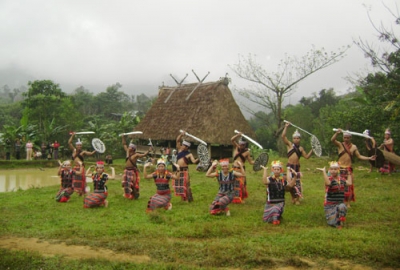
[219,159,230,166]
[329,161,340,168]
[292,129,301,138]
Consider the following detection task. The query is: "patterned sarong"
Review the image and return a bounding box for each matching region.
[174,167,193,202]
[209,192,234,215]
[55,187,74,202]
[122,168,140,199]
[263,202,285,223]
[147,192,171,210]
[324,203,347,227]
[84,192,108,208]
[232,166,247,204]
[72,165,85,196]
[340,167,354,202]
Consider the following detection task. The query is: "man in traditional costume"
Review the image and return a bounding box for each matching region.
[261,161,296,225]
[379,128,395,174]
[68,133,97,196]
[231,132,255,204]
[55,160,80,202]
[143,158,180,213]
[318,161,352,229]
[175,130,199,202]
[282,122,313,205]
[84,161,115,208]
[331,129,375,208]
[206,159,245,216]
[121,135,152,200]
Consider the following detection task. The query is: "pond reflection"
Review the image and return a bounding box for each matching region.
[0,169,92,192]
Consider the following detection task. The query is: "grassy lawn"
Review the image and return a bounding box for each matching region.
[0,157,399,269]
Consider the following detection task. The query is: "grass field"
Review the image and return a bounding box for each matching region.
[0,157,399,269]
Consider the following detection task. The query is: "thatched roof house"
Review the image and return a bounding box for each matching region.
[133,78,256,158]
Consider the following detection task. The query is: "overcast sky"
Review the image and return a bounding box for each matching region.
[0,0,397,106]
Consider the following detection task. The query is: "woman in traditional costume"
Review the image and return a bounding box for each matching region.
[55,160,81,202]
[379,128,395,174]
[143,158,180,213]
[318,161,352,229]
[282,122,313,205]
[206,159,245,216]
[84,161,115,208]
[261,161,296,225]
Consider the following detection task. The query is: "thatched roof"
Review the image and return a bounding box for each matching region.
[133,79,256,145]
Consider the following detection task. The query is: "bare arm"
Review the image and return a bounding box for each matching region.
[188,153,199,164]
[261,165,269,185]
[85,165,94,176]
[231,133,241,148]
[122,136,128,152]
[176,131,185,149]
[206,160,218,178]
[281,122,291,147]
[233,161,245,177]
[354,148,374,161]
[108,167,115,179]
[143,162,154,179]
[246,152,255,165]
[68,133,75,151]
[317,167,330,185]
[302,147,313,159]
[331,129,342,147]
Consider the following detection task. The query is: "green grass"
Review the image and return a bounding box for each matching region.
[0,157,399,269]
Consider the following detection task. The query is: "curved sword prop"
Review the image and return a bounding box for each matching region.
[332,128,371,139]
[234,130,263,149]
[180,130,207,145]
[283,120,313,136]
[75,131,95,135]
[119,131,143,137]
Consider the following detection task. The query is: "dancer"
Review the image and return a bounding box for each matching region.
[261,161,296,225]
[174,130,199,202]
[68,133,96,196]
[143,158,180,213]
[363,130,378,173]
[317,161,352,229]
[379,128,395,174]
[331,129,375,208]
[84,161,115,208]
[231,132,254,203]
[206,159,245,216]
[121,135,152,199]
[282,122,313,205]
[55,160,81,202]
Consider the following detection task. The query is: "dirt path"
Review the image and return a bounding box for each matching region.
[0,236,150,263]
[0,236,381,269]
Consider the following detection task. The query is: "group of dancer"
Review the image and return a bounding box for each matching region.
[54,125,392,229]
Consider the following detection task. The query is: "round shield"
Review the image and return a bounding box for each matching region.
[253,152,269,171]
[369,148,385,168]
[197,144,211,171]
[311,135,322,157]
[92,138,106,154]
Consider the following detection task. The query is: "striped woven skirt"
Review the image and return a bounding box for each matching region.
[84,192,108,208]
[72,166,86,196]
[55,187,74,202]
[174,168,193,202]
[324,203,347,227]
[147,193,171,210]
[263,202,285,223]
[209,192,234,215]
[340,167,354,202]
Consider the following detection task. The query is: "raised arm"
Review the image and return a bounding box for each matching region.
[206,160,218,178]
[143,162,154,179]
[85,165,94,176]
[281,122,291,147]
[261,165,269,185]
[108,167,115,180]
[231,133,241,148]
[122,135,128,152]
[68,133,75,151]
[176,131,185,149]
[317,167,330,185]
[331,129,342,147]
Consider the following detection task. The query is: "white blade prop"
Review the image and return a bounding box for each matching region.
[180,130,207,145]
[119,131,143,137]
[75,131,95,135]
[284,120,322,157]
[234,130,263,149]
[333,128,371,139]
